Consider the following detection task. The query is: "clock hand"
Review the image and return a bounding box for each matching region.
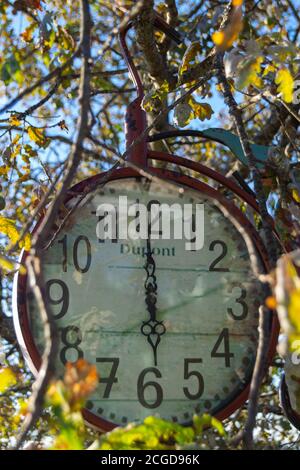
[141,220,166,366]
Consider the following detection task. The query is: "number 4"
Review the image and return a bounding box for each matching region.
[211,328,234,367]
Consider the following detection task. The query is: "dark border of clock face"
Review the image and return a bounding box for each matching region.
[14,167,280,432]
[280,374,300,430]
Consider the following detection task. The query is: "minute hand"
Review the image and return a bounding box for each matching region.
[141,236,166,366]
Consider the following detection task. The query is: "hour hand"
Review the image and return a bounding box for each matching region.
[141,319,166,366]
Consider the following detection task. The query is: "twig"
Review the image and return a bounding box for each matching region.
[215,51,278,449]
[14,82,61,119]
[0,49,80,116]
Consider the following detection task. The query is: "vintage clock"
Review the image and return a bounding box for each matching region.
[13,15,279,431]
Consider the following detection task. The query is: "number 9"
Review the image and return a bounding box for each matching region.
[46,279,69,319]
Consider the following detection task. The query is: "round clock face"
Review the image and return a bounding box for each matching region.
[16,172,274,429]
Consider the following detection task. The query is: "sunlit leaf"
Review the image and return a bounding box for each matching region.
[9,115,21,126]
[289,289,300,335]
[0,216,19,246]
[0,367,17,393]
[0,255,14,273]
[0,166,9,176]
[20,25,34,43]
[179,42,202,76]
[28,126,50,148]
[236,56,263,89]
[275,68,294,103]
[188,97,214,121]
[64,359,98,409]
[212,3,243,51]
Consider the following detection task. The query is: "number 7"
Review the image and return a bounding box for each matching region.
[96,357,119,398]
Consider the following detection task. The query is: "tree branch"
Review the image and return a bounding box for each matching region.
[215,52,278,449]
[135,2,176,87]
[13,0,92,449]
[0,48,81,116]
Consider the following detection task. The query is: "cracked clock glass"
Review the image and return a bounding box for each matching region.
[24,176,267,428]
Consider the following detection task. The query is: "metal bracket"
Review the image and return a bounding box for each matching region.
[149,128,271,169]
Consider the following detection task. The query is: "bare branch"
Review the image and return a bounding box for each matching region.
[13,0,92,449]
[215,52,278,449]
[135,2,176,87]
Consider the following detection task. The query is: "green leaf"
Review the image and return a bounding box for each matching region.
[174,98,213,127]
[236,56,263,89]
[141,81,170,113]
[193,413,225,437]
[0,55,20,84]
[173,102,193,127]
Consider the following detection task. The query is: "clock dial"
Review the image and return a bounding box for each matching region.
[24,175,268,427]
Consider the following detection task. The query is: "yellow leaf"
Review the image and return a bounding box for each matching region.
[0,216,19,246]
[28,126,49,148]
[212,32,225,47]
[289,289,300,334]
[275,68,294,103]
[263,64,276,77]
[0,165,9,176]
[189,97,214,121]
[20,25,34,43]
[19,233,31,251]
[12,134,21,145]
[0,367,17,393]
[11,144,21,159]
[292,188,300,203]
[9,115,21,126]
[212,4,243,51]
[0,254,14,273]
[179,42,202,75]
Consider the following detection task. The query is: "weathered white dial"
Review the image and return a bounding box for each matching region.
[25,176,266,427]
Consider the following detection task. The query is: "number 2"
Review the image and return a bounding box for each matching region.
[209,240,229,272]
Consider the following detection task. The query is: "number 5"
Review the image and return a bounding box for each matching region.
[183,359,204,400]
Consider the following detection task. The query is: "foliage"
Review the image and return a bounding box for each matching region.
[99,415,224,450]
